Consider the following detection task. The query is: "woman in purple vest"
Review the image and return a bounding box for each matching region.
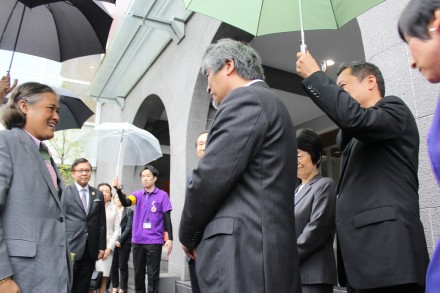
[398,1,440,292]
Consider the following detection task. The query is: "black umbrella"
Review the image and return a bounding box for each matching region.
[54,88,94,131]
[0,0,113,72]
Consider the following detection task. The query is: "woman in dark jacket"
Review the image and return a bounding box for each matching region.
[294,128,337,293]
[110,194,133,293]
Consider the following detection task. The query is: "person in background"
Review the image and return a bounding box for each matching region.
[0,82,71,292]
[295,128,337,293]
[296,53,429,292]
[64,158,107,293]
[96,183,118,293]
[113,164,173,293]
[398,1,440,291]
[179,38,301,292]
[0,75,17,103]
[110,193,133,293]
[185,130,208,293]
[195,131,208,159]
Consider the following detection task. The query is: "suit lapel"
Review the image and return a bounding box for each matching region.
[71,185,88,215]
[294,175,322,205]
[88,187,97,215]
[121,208,127,221]
[13,128,63,210]
[338,139,355,192]
[295,184,311,205]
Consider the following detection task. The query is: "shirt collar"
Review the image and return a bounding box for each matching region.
[74,182,89,193]
[144,187,158,195]
[24,129,42,148]
[244,79,264,87]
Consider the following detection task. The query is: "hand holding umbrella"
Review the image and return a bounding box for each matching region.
[0,74,17,103]
[296,51,322,79]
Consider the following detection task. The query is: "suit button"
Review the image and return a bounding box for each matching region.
[59,217,64,222]
[307,85,313,90]
[336,194,340,199]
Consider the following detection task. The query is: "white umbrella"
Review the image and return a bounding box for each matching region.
[93,122,162,177]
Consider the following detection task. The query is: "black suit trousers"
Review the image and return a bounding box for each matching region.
[346,283,425,293]
[187,259,201,293]
[72,241,96,293]
[111,243,132,290]
[132,244,162,293]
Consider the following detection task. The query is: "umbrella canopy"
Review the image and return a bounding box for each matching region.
[0,0,113,71]
[184,0,384,48]
[53,88,94,131]
[92,122,162,177]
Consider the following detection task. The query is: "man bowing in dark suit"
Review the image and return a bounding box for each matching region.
[296,54,429,292]
[65,158,107,293]
[179,38,301,293]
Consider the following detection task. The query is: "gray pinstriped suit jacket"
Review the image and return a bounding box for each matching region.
[180,81,301,293]
[0,127,72,292]
[295,174,337,285]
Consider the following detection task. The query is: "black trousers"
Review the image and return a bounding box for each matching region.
[301,284,334,293]
[72,242,96,293]
[346,283,425,293]
[132,244,162,293]
[187,259,201,293]
[111,243,132,291]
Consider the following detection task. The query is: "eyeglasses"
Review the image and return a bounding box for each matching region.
[73,169,91,174]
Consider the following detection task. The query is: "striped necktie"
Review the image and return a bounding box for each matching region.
[80,188,88,214]
[39,142,58,191]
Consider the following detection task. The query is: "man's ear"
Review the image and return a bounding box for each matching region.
[225,59,235,75]
[366,74,377,91]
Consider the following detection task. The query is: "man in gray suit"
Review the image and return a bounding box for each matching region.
[65,158,106,293]
[179,39,301,293]
[0,82,72,292]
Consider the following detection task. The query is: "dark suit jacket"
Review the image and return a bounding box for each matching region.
[0,128,72,292]
[295,175,337,285]
[179,81,301,292]
[302,71,429,289]
[117,208,133,245]
[64,184,107,261]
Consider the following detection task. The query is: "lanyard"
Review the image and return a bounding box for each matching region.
[144,191,156,223]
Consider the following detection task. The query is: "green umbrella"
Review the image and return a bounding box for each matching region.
[184,0,384,52]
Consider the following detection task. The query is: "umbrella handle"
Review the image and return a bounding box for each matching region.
[301,43,307,54]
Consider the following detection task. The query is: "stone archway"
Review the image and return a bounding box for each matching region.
[132,94,170,194]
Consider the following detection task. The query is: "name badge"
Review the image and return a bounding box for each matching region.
[143,222,152,229]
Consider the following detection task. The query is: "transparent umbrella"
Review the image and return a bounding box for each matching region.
[92,122,162,177]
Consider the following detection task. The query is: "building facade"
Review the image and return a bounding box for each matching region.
[88,0,440,290]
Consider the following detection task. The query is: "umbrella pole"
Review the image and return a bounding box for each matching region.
[299,0,307,53]
[8,4,26,74]
[115,129,125,178]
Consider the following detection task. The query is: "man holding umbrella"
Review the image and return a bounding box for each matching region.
[296,53,429,292]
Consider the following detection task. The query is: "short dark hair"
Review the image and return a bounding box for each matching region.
[398,0,440,41]
[296,128,323,167]
[71,158,92,172]
[98,182,112,192]
[1,82,57,129]
[337,61,385,97]
[140,164,159,177]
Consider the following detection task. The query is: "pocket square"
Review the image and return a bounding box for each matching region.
[93,199,101,202]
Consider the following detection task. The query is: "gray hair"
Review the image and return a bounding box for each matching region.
[1,82,57,130]
[201,38,265,80]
